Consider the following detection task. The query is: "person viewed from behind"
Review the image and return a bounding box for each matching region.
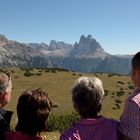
[0,72,13,132]
[119,52,140,140]
[60,76,120,140]
[5,88,52,140]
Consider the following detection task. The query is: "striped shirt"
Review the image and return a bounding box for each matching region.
[119,88,140,140]
[60,117,120,140]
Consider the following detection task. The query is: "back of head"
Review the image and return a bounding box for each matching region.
[72,76,105,118]
[0,72,12,107]
[132,51,140,70]
[16,88,52,135]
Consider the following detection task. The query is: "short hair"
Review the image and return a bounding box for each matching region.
[0,72,11,97]
[72,77,105,118]
[16,88,52,135]
[132,51,140,69]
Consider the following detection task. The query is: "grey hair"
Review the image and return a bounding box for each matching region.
[0,73,11,96]
[72,76,105,118]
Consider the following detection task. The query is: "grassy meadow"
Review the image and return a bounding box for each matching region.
[3,68,134,140]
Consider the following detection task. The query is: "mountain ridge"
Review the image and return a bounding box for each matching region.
[0,34,132,74]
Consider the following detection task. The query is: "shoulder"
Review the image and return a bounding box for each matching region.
[123,90,140,113]
[128,89,140,105]
[60,126,75,140]
[101,117,119,127]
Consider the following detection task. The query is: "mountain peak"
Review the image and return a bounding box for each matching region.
[87,34,92,39]
[0,34,8,44]
[80,35,86,40]
[70,34,106,59]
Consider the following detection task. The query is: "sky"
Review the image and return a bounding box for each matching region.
[0,0,140,55]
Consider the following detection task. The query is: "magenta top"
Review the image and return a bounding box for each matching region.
[60,117,120,140]
[5,131,42,140]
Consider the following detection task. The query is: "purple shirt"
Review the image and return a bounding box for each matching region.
[60,117,119,140]
[119,88,140,140]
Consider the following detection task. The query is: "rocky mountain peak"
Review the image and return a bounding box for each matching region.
[70,35,106,59]
[0,34,8,44]
[87,34,92,40]
[49,40,56,46]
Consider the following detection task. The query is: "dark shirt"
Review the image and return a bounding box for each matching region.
[0,108,13,140]
[0,108,13,131]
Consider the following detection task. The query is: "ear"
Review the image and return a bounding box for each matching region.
[0,92,7,107]
[131,67,136,76]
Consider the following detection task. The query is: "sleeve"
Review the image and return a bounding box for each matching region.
[119,100,140,140]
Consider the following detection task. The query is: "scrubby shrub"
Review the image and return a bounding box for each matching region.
[116,90,125,97]
[128,84,135,89]
[104,89,109,96]
[115,103,120,109]
[112,92,115,95]
[11,70,15,73]
[24,71,34,77]
[48,112,80,132]
[52,103,59,108]
[120,88,124,91]
[45,69,50,73]
[112,107,116,110]
[108,74,115,77]
[35,73,42,76]
[51,70,57,73]
[115,99,122,104]
[117,81,124,85]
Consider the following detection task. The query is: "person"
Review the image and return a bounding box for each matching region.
[0,72,13,131]
[119,51,140,140]
[60,76,120,140]
[5,88,52,140]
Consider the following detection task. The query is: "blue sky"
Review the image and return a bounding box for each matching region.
[0,0,140,54]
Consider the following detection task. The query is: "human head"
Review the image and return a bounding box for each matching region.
[72,76,105,118]
[16,88,52,135]
[0,72,12,107]
[131,51,140,87]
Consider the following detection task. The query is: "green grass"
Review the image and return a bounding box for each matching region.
[3,68,134,140]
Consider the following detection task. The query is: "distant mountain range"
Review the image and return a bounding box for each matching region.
[0,34,133,74]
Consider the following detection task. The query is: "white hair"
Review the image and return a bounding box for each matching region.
[72,76,105,117]
[73,76,105,99]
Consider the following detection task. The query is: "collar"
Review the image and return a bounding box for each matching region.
[75,116,106,125]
